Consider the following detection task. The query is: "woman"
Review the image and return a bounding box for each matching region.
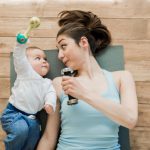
[37,10,138,150]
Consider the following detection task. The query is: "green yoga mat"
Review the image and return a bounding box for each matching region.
[10,45,130,150]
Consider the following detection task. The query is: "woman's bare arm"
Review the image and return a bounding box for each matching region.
[37,100,60,150]
[62,71,138,129]
[37,77,62,150]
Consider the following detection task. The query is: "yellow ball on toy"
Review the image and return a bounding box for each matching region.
[30,17,40,29]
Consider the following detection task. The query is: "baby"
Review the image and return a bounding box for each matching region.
[0,41,56,150]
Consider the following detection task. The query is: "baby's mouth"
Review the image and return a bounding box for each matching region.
[42,65,47,68]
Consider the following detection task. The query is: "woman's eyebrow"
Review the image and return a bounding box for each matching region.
[58,39,65,44]
[56,39,65,48]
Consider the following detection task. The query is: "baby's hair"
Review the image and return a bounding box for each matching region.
[26,46,42,51]
[26,46,43,58]
[57,10,111,55]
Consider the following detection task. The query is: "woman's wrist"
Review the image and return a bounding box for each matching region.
[82,91,97,103]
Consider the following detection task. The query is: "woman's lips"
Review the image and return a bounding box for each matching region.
[63,60,68,65]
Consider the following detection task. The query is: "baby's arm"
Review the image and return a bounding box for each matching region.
[13,42,32,76]
[44,104,54,114]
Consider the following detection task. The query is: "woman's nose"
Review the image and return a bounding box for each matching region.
[58,50,64,60]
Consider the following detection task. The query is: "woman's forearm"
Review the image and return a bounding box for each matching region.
[85,93,137,129]
[37,106,60,150]
[37,135,52,150]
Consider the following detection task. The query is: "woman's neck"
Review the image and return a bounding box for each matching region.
[77,55,102,79]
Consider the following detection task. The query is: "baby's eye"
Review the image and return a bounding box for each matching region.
[35,57,40,60]
[44,58,47,61]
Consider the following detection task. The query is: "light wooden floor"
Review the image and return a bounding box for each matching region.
[0,0,150,149]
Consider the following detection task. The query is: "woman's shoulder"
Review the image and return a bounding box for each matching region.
[106,70,133,91]
[103,69,132,79]
[52,77,62,97]
[112,70,134,86]
[52,76,62,89]
[53,76,62,84]
[112,70,133,80]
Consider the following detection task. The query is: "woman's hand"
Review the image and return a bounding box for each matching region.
[61,76,88,100]
[61,76,101,101]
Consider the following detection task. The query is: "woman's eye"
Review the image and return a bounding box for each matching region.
[61,44,66,49]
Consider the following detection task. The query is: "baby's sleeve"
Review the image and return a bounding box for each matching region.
[44,82,57,112]
[13,42,32,76]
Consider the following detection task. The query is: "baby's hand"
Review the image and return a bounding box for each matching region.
[44,104,54,114]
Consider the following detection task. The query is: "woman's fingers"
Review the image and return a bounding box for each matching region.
[61,76,73,86]
[61,76,75,95]
[62,76,71,81]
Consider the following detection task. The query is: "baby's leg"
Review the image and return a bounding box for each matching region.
[22,116,41,150]
[1,111,29,150]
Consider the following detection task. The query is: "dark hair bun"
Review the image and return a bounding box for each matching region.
[58,10,111,54]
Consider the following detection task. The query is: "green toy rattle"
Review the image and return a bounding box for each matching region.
[16,17,40,44]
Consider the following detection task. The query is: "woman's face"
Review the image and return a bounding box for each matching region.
[56,35,85,70]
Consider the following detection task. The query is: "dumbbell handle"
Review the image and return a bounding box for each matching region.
[61,68,78,105]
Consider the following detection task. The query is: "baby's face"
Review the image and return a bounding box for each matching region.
[27,49,50,77]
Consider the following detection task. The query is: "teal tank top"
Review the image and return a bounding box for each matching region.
[57,69,121,150]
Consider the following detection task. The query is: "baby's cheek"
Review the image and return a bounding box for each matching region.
[47,64,50,71]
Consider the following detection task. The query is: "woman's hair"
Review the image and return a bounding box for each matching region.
[57,10,111,55]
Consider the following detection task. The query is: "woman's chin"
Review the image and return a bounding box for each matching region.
[66,65,74,70]
[65,63,74,69]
